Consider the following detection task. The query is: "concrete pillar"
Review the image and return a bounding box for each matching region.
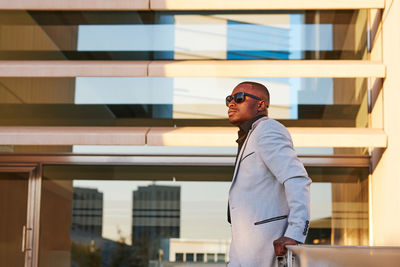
[370,1,400,245]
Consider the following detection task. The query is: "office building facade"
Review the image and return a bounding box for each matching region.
[0,0,399,266]
[132,185,180,263]
[71,187,103,238]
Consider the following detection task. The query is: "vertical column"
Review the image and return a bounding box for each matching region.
[370,1,400,245]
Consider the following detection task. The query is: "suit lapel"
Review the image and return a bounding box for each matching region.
[230,127,254,190]
[229,117,269,191]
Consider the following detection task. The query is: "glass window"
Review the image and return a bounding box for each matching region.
[207,253,215,262]
[186,253,194,262]
[38,163,369,267]
[196,253,204,262]
[39,165,232,267]
[175,253,183,262]
[217,253,226,262]
[0,77,369,128]
[0,10,367,60]
[307,166,369,245]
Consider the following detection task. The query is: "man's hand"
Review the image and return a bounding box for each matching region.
[273,236,298,256]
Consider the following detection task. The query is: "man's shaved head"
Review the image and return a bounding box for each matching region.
[227,81,270,126]
[237,81,270,107]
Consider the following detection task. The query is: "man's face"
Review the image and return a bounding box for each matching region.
[227,84,262,126]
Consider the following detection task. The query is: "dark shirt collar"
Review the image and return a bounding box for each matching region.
[239,114,266,134]
[236,115,266,151]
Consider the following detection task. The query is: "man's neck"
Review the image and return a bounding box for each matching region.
[239,114,266,133]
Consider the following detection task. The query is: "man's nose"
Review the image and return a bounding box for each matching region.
[228,100,236,108]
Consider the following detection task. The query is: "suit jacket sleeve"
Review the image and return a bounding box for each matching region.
[256,120,312,243]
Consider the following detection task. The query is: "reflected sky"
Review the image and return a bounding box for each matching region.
[77,24,332,52]
[75,13,335,57]
[75,77,338,120]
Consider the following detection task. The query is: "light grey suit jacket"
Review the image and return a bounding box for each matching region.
[228,117,311,267]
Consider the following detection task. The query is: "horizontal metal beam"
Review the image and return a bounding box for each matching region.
[0,60,386,78]
[151,0,385,10]
[0,126,387,148]
[0,0,149,10]
[289,127,387,148]
[147,127,237,146]
[147,127,387,148]
[148,60,386,78]
[0,127,148,145]
[0,61,149,77]
[0,0,384,10]
[0,153,370,167]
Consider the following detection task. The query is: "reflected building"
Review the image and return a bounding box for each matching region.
[132,184,181,262]
[158,238,230,265]
[71,187,103,238]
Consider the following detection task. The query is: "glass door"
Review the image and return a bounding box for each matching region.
[0,165,40,267]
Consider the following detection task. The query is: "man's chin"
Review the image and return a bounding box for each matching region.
[228,117,240,126]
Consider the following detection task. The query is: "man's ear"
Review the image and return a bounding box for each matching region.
[257,100,267,112]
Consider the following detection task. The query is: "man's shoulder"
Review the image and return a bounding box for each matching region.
[256,117,287,131]
[253,118,291,141]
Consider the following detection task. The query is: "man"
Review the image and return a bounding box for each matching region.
[226,81,311,267]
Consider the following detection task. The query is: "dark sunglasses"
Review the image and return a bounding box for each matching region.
[225,92,262,107]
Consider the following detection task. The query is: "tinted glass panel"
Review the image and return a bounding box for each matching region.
[207,253,215,262]
[0,77,369,127]
[38,164,368,267]
[196,253,204,262]
[186,253,194,262]
[0,10,367,60]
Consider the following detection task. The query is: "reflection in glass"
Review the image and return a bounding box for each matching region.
[307,166,369,246]
[132,185,180,264]
[0,10,367,60]
[39,176,231,267]
[175,253,183,262]
[196,253,204,262]
[72,187,103,237]
[207,253,215,262]
[308,181,368,246]
[38,164,368,267]
[0,77,369,127]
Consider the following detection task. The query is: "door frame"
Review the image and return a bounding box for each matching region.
[0,163,41,267]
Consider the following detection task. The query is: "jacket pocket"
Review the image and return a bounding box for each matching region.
[254,215,288,225]
[240,151,255,162]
